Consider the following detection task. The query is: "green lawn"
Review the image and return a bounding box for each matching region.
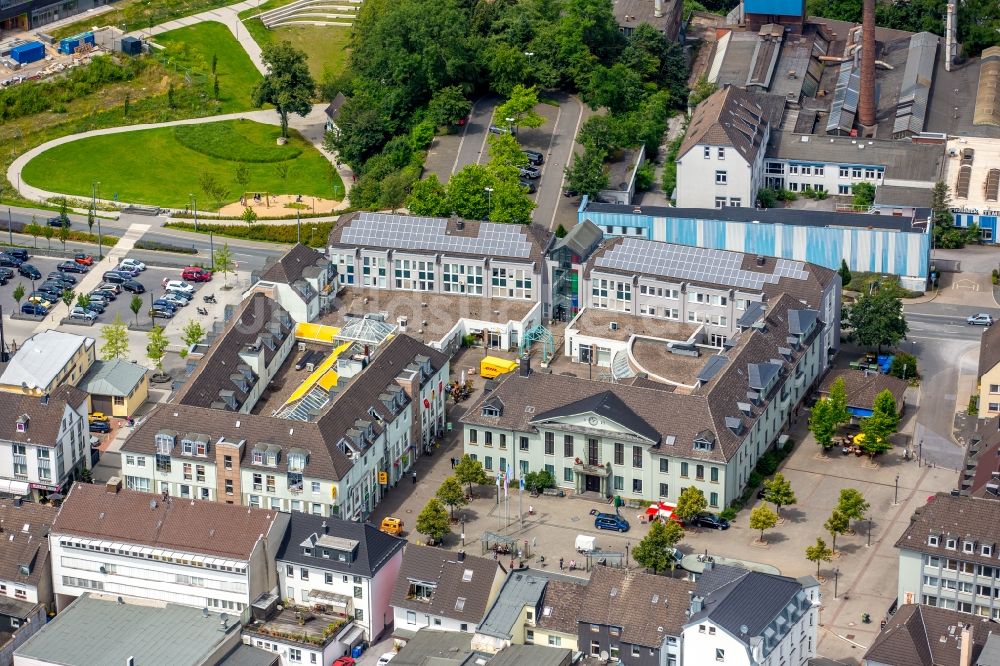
[243,20,352,80]
[154,22,262,113]
[21,120,343,211]
[53,0,236,39]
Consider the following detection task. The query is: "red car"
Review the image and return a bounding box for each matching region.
[331,659,355,666]
[182,267,213,282]
[74,253,94,266]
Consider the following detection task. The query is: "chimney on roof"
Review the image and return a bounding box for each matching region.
[519,355,531,378]
[858,0,877,135]
[690,595,704,614]
[945,4,957,72]
[106,477,122,494]
[321,520,328,534]
[960,623,973,666]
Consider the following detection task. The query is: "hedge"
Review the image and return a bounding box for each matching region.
[165,221,335,247]
[134,239,198,254]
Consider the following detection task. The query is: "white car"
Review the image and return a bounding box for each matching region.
[119,258,146,272]
[162,279,195,294]
[376,654,395,666]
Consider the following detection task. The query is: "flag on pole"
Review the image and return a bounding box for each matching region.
[504,471,509,498]
[519,477,525,492]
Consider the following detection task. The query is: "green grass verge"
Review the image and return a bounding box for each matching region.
[242,21,352,81]
[237,0,299,20]
[174,123,302,162]
[53,0,238,39]
[165,220,335,247]
[21,120,343,211]
[154,22,263,114]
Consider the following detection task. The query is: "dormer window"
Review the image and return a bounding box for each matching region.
[482,405,500,417]
[928,536,939,547]
[155,432,175,454]
[983,545,993,557]
[288,451,307,472]
[303,547,312,556]
[15,415,28,433]
[252,450,264,465]
[266,452,278,466]
[964,541,976,554]
[693,431,716,452]
[946,538,957,550]
[18,564,29,575]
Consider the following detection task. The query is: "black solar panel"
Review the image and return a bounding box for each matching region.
[986,169,1000,203]
[956,165,972,199]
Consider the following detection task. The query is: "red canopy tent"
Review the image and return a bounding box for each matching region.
[645,502,680,523]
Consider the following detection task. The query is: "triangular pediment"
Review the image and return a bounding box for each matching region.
[530,391,660,443]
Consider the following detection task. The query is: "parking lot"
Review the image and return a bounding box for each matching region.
[0,247,212,333]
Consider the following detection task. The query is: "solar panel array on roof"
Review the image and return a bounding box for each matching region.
[986,169,1000,203]
[339,212,533,259]
[892,32,938,138]
[595,238,810,291]
[956,164,972,199]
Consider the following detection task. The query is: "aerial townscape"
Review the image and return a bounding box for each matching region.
[0,0,999,664]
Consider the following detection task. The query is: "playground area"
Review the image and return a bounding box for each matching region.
[218,192,341,217]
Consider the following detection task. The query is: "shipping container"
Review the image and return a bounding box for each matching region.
[10,41,44,65]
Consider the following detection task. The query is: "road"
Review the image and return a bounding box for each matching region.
[902,303,995,469]
[520,92,584,231]
[452,95,501,174]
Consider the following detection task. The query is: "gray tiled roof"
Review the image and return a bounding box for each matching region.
[477,570,551,640]
[0,501,56,590]
[979,321,1000,379]
[577,565,695,646]
[788,309,817,336]
[258,243,327,286]
[550,219,603,260]
[532,391,662,444]
[0,385,87,447]
[78,359,147,397]
[895,493,1000,567]
[275,513,405,578]
[679,87,785,164]
[390,545,502,625]
[689,564,806,644]
[535,579,587,635]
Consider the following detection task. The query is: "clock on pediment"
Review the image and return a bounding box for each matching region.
[587,416,600,426]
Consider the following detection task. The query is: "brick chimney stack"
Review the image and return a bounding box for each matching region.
[858,0,877,134]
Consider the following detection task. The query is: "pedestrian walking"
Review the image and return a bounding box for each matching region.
[559,557,564,571]
[412,471,417,485]
[450,457,456,469]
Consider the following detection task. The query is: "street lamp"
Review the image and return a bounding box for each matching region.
[867,515,872,547]
[484,187,494,220]
[505,116,515,135]
[92,181,103,259]
[189,193,198,232]
[918,439,923,467]
[894,474,900,505]
[625,540,630,569]
[834,568,840,598]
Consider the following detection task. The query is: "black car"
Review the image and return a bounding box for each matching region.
[8,249,28,262]
[523,150,544,165]
[46,216,70,227]
[0,253,23,267]
[690,513,730,530]
[101,272,128,284]
[520,179,537,194]
[38,284,65,298]
[82,300,105,314]
[563,188,579,198]
[91,288,117,301]
[122,280,145,294]
[58,261,87,274]
[152,298,178,312]
[18,264,41,279]
[47,271,76,285]
[149,304,174,319]
[89,420,111,433]
[0,268,13,281]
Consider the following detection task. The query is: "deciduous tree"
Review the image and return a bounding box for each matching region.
[428,85,472,128]
[824,509,849,555]
[809,398,837,449]
[415,498,451,544]
[564,149,608,198]
[750,505,778,543]
[674,486,707,523]
[406,175,450,217]
[827,377,850,427]
[633,519,685,574]
[129,295,143,326]
[436,476,468,519]
[454,454,489,497]
[837,488,870,523]
[214,243,235,287]
[252,42,315,139]
[847,288,908,353]
[100,314,130,360]
[180,320,206,359]
[494,84,545,133]
[147,324,168,372]
[805,537,833,577]
[762,473,796,517]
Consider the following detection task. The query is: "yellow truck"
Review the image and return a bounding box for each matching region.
[480,356,518,379]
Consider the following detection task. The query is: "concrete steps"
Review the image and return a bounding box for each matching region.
[260,0,362,27]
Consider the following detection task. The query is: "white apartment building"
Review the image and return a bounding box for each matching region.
[572,236,840,363]
[244,243,338,323]
[276,513,405,641]
[122,334,449,522]
[462,293,827,508]
[327,211,554,335]
[49,481,288,615]
[683,564,820,666]
[675,87,784,209]
[0,387,90,501]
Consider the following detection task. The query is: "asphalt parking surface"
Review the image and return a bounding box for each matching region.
[0,249,208,327]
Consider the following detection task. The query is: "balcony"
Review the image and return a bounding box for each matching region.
[572,459,610,477]
[245,605,349,648]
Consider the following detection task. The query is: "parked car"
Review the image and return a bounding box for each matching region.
[593,512,630,533]
[119,258,146,272]
[19,264,41,279]
[165,289,192,304]
[8,249,28,262]
[162,293,188,308]
[37,286,63,302]
[89,412,109,423]
[46,216,69,227]
[518,166,541,179]
[377,654,395,666]
[0,267,13,281]
[122,279,145,294]
[101,271,129,284]
[488,124,510,135]
[380,517,403,536]
[26,295,54,308]
[149,304,175,319]
[690,513,730,530]
[0,253,23,267]
[68,307,97,322]
[73,253,94,266]
[332,658,356,666]
[162,279,194,294]
[152,299,179,313]
[563,188,579,198]
[83,300,105,314]
[89,420,111,434]
[967,313,994,326]
[48,271,76,285]
[20,303,47,316]
[97,283,122,295]
[523,150,544,165]
[181,267,213,282]
[58,261,87,274]
[520,179,537,194]
[115,265,140,277]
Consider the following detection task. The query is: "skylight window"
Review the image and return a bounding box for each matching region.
[462,569,474,582]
